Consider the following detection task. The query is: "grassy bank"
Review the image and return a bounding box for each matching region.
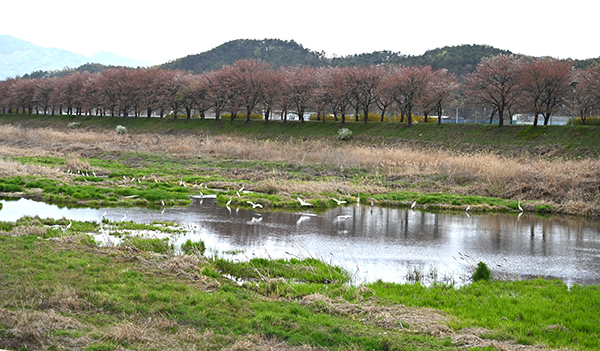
[2,113,600,158]
[1,219,599,350]
[2,114,600,215]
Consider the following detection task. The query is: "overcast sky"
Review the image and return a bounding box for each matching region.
[3,0,598,65]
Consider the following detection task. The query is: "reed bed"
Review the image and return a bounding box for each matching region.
[1,125,599,212]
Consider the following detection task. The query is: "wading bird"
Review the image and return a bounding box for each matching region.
[247,201,263,209]
[64,221,72,232]
[121,214,127,221]
[411,201,417,209]
[297,197,313,207]
[226,197,232,206]
[331,197,347,205]
[239,184,244,192]
[465,206,470,212]
[518,201,523,212]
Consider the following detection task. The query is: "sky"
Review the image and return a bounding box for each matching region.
[2,0,598,65]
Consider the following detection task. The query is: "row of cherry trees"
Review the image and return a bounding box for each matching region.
[1,55,599,126]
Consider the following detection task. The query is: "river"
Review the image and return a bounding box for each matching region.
[1,197,599,286]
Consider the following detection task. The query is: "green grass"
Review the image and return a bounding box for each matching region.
[0,231,456,351]
[368,279,600,350]
[214,257,350,284]
[1,216,599,350]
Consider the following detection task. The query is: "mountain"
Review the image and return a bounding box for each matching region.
[0,35,150,80]
[159,39,516,78]
[161,39,327,73]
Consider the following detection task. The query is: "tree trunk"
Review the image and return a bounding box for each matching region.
[498,106,504,127]
[533,113,539,127]
[543,113,550,126]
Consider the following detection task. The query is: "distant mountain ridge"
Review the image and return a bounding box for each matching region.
[3,36,599,81]
[0,35,151,80]
[160,39,600,78]
[159,39,515,78]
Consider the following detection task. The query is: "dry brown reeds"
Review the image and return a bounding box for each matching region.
[2,125,599,210]
[0,158,58,177]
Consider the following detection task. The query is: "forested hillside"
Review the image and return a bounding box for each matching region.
[161,39,328,73]
[13,38,599,80]
[160,39,517,78]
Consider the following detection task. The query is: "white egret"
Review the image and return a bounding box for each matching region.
[239,184,244,192]
[101,211,107,220]
[297,197,313,207]
[93,170,97,177]
[142,175,146,180]
[247,201,263,209]
[331,198,347,205]
[63,221,72,232]
[226,197,232,206]
[465,206,471,212]
[121,214,127,221]
[123,175,127,181]
[411,201,417,209]
[161,200,165,206]
[236,191,241,197]
[518,201,523,212]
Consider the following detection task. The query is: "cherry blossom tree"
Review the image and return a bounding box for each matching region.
[388,65,433,127]
[521,57,573,126]
[465,54,524,126]
[280,65,317,123]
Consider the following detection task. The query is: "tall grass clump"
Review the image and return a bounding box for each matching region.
[471,261,492,282]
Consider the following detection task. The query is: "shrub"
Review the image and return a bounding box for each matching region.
[116,125,127,134]
[337,128,353,141]
[472,261,492,282]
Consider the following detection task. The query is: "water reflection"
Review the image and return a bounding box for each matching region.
[1,197,599,286]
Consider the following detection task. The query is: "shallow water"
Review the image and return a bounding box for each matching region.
[1,197,599,286]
